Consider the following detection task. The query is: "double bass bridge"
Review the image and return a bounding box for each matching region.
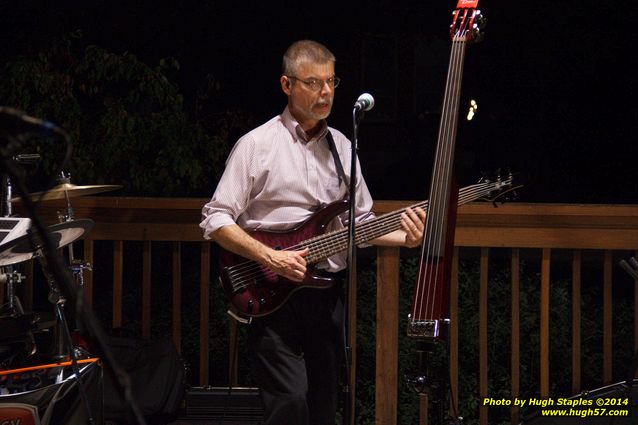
[406,317,450,340]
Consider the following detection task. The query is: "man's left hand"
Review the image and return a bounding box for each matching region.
[401,207,426,248]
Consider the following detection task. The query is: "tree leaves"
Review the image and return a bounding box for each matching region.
[0,33,251,196]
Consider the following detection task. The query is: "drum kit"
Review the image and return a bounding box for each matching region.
[0,170,121,371]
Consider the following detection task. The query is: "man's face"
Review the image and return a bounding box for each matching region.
[281,60,335,131]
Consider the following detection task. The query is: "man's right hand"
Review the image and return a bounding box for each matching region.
[265,248,310,282]
[212,224,310,282]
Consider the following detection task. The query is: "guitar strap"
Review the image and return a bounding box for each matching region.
[325,130,350,194]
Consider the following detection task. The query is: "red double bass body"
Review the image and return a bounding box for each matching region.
[408,0,484,342]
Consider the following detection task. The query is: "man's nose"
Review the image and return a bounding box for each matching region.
[319,81,333,95]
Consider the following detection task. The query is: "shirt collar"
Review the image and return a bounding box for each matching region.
[281,106,328,143]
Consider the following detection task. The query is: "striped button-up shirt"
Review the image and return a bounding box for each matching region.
[200,107,374,271]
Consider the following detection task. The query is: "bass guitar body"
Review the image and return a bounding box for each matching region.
[218,200,348,318]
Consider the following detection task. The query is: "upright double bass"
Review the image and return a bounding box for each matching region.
[406,4,485,421]
[408,0,484,347]
[408,0,484,343]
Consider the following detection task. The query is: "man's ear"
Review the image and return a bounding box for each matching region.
[281,75,292,95]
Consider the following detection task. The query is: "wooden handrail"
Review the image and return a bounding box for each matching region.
[18,198,638,247]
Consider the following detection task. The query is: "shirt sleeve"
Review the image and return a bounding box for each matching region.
[200,135,256,239]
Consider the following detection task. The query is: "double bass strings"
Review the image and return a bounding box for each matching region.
[413,32,468,324]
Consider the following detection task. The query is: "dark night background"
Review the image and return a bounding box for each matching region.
[1,3,637,421]
[1,0,636,203]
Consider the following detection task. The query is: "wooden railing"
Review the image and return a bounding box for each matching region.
[373,201,638,425]
[10,198,638,425]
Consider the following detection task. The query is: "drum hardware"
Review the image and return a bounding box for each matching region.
[20,224,97,423]
[43,261,70,365]
[53,172,94,282]
[44,172,96,359]
[1,110,106,425]
[1,159,31,366]
[0,270,36,368]
[1,157,32,318]
[0,170,98,366]
[0,270,25,310]
[2,174,12,218]
[0,219,94,368]
[35,241,99,425]
[70,259,92,287]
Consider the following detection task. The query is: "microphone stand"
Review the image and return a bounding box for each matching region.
[342,107,365,425]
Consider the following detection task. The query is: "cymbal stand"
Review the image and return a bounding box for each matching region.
[56,171,74,222]
[57,172,77,257]
[0,270,26,315]
[54,171,92,285]
[1,173,14,312]
[1,171,21,317]
[35,247,77,360]
[55,171,93,362]
[2,153,40,217]
[35,247,95,424]
[3,173,12,217]
[1,154,40,315]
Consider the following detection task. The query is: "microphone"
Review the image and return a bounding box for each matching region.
[0,106,62,136]
[353,93,375,112]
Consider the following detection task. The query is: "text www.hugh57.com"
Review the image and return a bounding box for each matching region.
[541,407,629,418]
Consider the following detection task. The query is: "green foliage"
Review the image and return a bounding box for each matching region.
[0,32,252,196]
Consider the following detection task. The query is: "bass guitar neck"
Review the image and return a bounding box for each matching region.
[219,174,509,320]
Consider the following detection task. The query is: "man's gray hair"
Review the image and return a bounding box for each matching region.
[282,40,336,76]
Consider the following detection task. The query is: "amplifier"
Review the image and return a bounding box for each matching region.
[183,386,263,424]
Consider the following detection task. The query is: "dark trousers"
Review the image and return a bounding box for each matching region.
[248,283,344,425]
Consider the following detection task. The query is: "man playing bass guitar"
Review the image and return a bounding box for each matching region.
[200,39,425,425]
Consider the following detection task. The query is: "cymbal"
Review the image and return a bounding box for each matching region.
[13,183,122,202]
[0,219,95,267]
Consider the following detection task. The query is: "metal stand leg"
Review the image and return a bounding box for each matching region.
[407,341,463,425]
[38,251,95,424]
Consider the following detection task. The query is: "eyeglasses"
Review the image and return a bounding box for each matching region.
[286,76,341,92]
